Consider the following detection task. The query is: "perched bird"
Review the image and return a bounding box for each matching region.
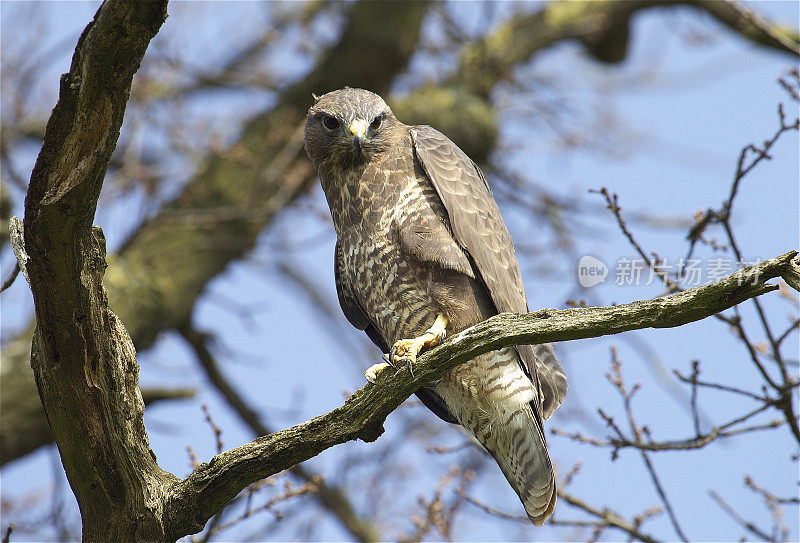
[304,87,567,525]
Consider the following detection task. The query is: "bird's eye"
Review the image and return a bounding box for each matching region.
[322,115,340,130]
[370,115,383,131]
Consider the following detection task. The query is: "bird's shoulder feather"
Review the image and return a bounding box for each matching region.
[410,125,526,314]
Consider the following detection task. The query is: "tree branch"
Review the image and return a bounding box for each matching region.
[161,250,797,540]
[178,325,381,542]
[557,489,660,543]
[21,1,174,540]
[688,0,800,56]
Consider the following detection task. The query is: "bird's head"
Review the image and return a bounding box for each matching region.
[304,87,398,171]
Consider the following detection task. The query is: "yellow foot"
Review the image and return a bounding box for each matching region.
[390,315,449,376]
[365,362,391,384]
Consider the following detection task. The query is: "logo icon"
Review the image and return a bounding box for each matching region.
[578,255,608,288]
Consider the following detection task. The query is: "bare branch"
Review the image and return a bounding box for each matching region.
[201,477,321,540]
[200,404,224,455]
[592,187,679,291]
[21,1,174,540]
[605,350,688,541]
[0,262,20,292]
[557,490,660,543]
[709,489,774,542]
[2,524,14,543]
[673,367,769,402]
[161,251,797,539]
[688,0,800,57]
[141,387,195,405]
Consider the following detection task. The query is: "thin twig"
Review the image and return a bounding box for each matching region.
[688,360,701,436]
[608,350,688,542]
[204,479,320,538]
[709,489,774,541]
[775,318,799,346]
[459,492,529,522]
[553,404,777,452]
[712,102,800,443]
[2,524,14,543]
[200,403,224,454]
[672,368,769,402]
[0,263,20,292]
[557,490,661,543]
[591,188,679,292]
[400,468,472,543]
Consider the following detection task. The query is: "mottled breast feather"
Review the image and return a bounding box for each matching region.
[334,240,389,353]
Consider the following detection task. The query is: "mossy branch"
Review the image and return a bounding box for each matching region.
[162,250,798,540]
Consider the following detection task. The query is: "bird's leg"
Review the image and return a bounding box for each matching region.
[390,314,449,377]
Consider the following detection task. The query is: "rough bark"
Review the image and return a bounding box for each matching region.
[21,1,175,540]
[0,316,191,466]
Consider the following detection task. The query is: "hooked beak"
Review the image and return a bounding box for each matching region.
[348,119,367,153]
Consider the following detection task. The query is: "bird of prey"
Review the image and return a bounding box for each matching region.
[304,87,567,525]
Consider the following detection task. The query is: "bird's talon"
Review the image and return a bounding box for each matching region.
[391,316,449,377]
[365,362,391,383]
[391,338,420,368]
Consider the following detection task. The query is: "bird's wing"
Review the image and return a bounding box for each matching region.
[335,239,459,424]
[411,125,525,314]
[411,125,567,417]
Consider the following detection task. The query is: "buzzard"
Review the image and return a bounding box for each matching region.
[304,87,567,525]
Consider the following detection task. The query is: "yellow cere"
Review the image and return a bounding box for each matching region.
[348,119,367,138]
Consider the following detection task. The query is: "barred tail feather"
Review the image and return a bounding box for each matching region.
[490,405,556,526]
[437,349,557,526]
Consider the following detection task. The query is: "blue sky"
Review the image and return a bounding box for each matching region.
[1,2,798,541]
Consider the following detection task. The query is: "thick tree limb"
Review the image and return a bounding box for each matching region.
[22,1,174,540]
[454,0,798,99]
[161,250,797,540]
[141,387,196,405]
[689,0,800,56]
